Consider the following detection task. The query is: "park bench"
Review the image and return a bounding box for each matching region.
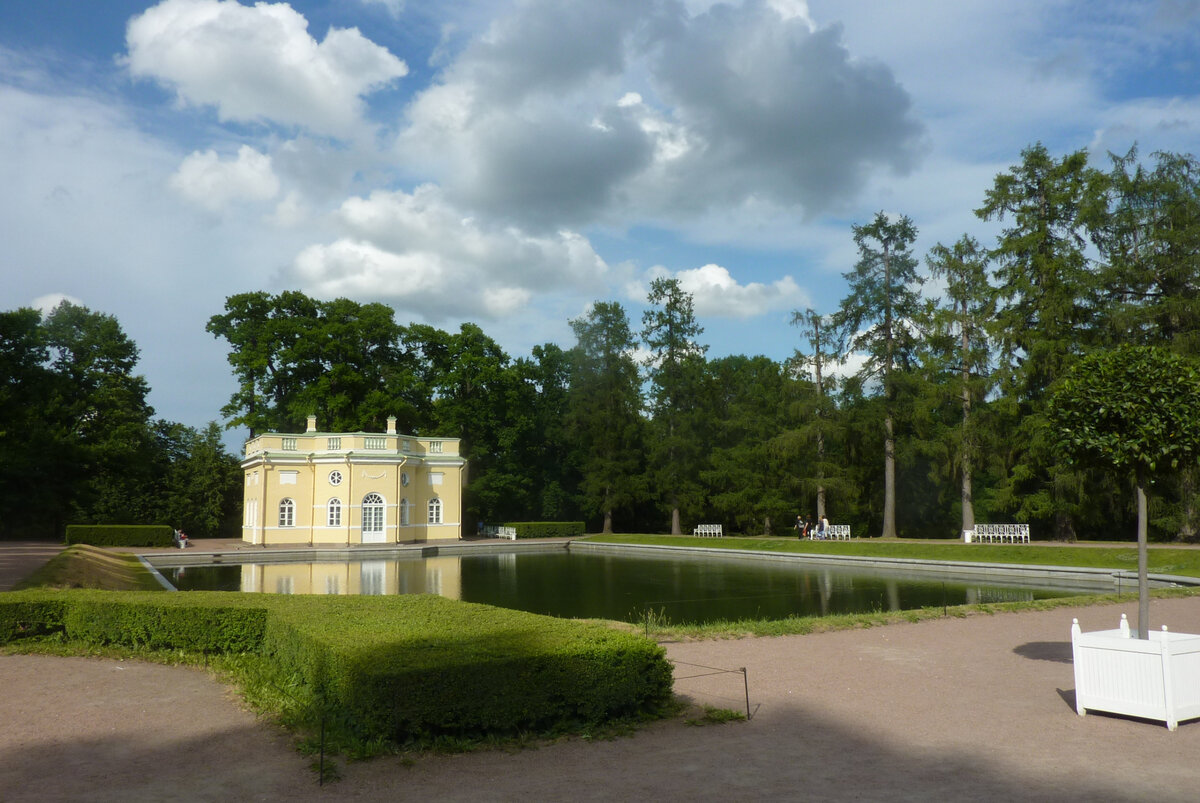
[693,524,723,537]
[964,523,1030,544]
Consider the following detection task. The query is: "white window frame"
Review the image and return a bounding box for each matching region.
[327,498,342,527]
[362,493,385,534]
[428,497,442,524]
[400,497,411,526]
[278,498,295,528]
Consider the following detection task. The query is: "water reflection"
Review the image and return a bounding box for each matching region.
[163,550,1091,625]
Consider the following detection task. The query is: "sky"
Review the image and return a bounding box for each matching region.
[3,0,1199,448]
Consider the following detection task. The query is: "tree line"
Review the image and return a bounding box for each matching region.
[4,142,1198,541]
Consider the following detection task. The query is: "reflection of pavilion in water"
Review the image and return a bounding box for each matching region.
[239,556,468,599]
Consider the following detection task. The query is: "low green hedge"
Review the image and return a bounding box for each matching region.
[0,589,673,745]
[65,525,175,548]
[504,521,587,539]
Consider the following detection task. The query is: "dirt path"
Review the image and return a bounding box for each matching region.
[4,542,1200,800]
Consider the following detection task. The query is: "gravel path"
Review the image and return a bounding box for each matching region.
[4,542,1200,801]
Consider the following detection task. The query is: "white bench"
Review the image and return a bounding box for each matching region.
[693,524,723,537]
[964,524,1030,544]
[810,524,850,540]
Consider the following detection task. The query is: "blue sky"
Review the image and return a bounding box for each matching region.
[2,0,1199,446]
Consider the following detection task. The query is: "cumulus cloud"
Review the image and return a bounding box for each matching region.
[32,293,84,316]
[633,263,808,320]
[124,0,408,138]
[285,185,610,320]
[397,0,925,230]
[169,145,279,211]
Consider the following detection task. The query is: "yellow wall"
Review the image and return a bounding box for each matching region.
[241,422,464,545]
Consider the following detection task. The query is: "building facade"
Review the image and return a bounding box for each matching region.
[241,415,465,545]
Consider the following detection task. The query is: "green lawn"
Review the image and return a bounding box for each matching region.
[581,534,1200,579]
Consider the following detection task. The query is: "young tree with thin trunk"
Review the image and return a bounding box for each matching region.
[786,308,842,520]
[1049,345,1200,637]
[834,212,923,538]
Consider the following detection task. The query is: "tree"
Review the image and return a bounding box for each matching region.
[834,212,923,538]
[1049,345,1200,637]
[976,143,1100,539]
[642,278,707,534]
[567,302,645,532]
[925,235,996,536]
[784,308,843,520]
[154,421,243,537]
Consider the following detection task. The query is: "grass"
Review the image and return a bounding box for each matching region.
[581,533,1200,578]
[12,544,164,592]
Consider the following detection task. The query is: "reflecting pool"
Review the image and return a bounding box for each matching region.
[160,548,1101,625]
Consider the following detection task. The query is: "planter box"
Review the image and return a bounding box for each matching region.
[1071,615,1200,731]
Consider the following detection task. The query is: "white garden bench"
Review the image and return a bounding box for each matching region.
[693,524,723,537]
[484,525,518,540]
[810,524,850,540]
[964,523,1030,544]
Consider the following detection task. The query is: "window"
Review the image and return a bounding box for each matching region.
[400,471,409,487]
[362,493,385,534]
[327,437,341,450]
[245,499,258,527]
[328,470,343,486]
[327,498,342,527]
[278,498,295,527]
[364,436,386,450]
[428,497,442,524]
[400,497,411,526]
[429,472,444,486]
[428,440,443,454]
[282,437,297,451]
[402,440,411,452]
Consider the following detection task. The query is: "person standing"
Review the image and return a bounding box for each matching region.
[817,515,829,539]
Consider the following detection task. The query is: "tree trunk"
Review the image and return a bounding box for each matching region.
[882,413,897,538]
[960,297,974,535]
[1179,467,1198,542]
[1137,478,1150,639]
[764,515,772,536]
[671,506,681,535]
[602,509,613,534]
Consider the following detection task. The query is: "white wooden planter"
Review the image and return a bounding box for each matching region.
[1071,614,1200,731]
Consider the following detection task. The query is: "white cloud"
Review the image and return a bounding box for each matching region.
[32,293,84,316]
[634,263,808,320]
[285,185,610,320]
[169,145,280,212]
[124,0,408,138]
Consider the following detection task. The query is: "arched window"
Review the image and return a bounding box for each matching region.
[428,497,442,525]
[327,498,342,527]
[362,493,385,535]
[278,498,295,528]
[399,497,411,526]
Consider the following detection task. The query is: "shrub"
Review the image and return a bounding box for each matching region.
[503,521,587,539]
[65,525,175,548]
[0,590,674,747]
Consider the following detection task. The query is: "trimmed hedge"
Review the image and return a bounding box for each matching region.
[0,589,673,744]
[65,525,175,548]
[504,521,587,539]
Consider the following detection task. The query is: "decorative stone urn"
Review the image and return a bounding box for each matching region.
[1071,614,1200,731]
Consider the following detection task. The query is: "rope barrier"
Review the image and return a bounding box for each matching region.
[670,659,753,720]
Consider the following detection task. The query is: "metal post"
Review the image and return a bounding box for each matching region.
[741,667,750,720]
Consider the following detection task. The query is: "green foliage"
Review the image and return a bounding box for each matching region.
[503,522,587,538]
[1049,345,1200,477]
[65,524,174,547]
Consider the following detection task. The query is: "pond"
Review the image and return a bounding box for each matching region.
[158,547,1105,625]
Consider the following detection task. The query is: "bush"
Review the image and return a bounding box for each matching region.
[0,589,674,747]
[65,525,175,548]
[503,521,587,539]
